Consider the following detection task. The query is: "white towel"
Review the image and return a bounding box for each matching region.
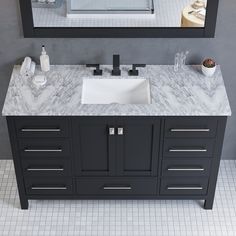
[20,57,36,77]
[30,61,36,76]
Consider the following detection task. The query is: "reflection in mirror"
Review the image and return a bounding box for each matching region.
[32,0,207,28]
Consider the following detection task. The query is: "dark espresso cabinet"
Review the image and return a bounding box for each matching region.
[73,117,116,176]
[72,117,160,176]
[7,116,227,210]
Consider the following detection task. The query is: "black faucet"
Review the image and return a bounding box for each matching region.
[112,54,121,76]
[86,64,102,76]
[129,64,146,76]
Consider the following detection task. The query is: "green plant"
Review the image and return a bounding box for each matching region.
[203,58,216,68]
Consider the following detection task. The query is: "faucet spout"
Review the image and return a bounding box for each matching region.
[112,54,121,76]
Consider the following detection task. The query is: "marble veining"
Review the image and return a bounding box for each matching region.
[2,65,231,116]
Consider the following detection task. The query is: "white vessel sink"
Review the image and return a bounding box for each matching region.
[81,78,151,104]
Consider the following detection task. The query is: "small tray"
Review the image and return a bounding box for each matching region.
[32,0,63,8]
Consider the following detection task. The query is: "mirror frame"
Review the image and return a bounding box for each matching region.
[19,0,219,38]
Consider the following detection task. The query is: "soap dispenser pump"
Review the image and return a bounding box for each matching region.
[40,45,50,72]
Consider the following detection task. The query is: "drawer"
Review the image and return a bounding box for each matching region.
[21,159,72,177]
[162,158,211,177]
[15,117,69,138]
[164,117,217,138]
[25,177,73,195]
[160,177,209,195]
[18,139,71,158]
[163,138,215,158]
[76,177,157,195]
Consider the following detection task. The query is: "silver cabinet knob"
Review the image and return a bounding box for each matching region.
[109,127,115,135]
[118,127,124,135]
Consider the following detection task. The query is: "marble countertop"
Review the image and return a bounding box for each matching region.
[2,65,231,116]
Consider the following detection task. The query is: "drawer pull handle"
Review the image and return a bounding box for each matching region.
[21,128,61,132]
[170,129,210,132]
[24,149,62,152]
[167,168,204,171]
[103,186,132,190]
[169,148,207,152]
[27,168,64,171]
[109,127,115,136]
[117,127,124,135]
[167,186,203,190]
[31,187,67,190]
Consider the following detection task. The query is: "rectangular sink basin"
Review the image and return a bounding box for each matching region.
[81,78,151,104]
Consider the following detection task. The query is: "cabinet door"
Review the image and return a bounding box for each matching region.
[116,117,160,176]
[72,117,116,176]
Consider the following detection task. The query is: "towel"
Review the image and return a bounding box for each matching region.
[20,57,36,77]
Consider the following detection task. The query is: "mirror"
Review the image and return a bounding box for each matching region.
[32,0,207,28]
[19,0,219,37]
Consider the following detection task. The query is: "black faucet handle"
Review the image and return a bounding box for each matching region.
[112,54,121,76]
[86,64,102,76]
[129,64,146,76]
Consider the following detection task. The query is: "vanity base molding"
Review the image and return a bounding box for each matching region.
[7,116,227,210]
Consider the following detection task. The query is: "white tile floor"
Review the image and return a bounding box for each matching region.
[0,160,236,236]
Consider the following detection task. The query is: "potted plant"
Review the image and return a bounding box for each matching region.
[201,58,216,77]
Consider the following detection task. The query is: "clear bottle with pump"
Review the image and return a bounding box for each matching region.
[40,45,50,72]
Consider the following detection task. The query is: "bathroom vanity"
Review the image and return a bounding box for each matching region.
[2,65,231,209]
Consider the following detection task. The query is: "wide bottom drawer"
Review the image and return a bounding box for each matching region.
[160,177,209,195]
[25,177,73,195]
[76,177,157,195]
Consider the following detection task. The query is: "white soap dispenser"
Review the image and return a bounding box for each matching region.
[40,45,50,72]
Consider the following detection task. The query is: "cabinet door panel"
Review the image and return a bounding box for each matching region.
[73,117,116,176]
[117,117,160,176]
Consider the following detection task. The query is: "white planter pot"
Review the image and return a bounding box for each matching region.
[201,64,216,77]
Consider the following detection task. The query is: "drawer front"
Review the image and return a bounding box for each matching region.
[162,158,211,177]
[25,177,73,195]
[22,159,72,177]
[164,118,217,138]
[160,177,209,195]
[76,177,157,195]
[15,117,69,138]
[163,138,215,158]
[18,139,71,158]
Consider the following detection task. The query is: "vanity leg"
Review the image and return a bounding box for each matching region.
[20,197,29,210]
[204,198,214,210]
[7,117,29,210]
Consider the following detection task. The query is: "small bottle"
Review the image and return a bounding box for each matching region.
[180,50,189,70]
[40,45,50,72]
[174,52,180,72]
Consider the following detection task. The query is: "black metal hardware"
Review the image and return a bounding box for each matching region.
[129,64,146,76]
[112,55,121,76]
[86,64,102,76]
